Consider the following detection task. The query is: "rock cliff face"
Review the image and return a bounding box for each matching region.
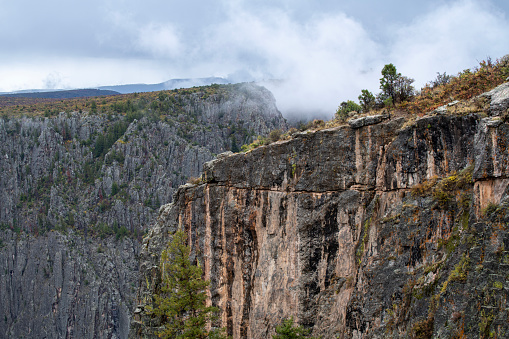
[134,82,509,338]
[0,83,287,338]
[1,230,138,338]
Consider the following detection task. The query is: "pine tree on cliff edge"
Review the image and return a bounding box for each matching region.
[147,229,227,339]
[273,317,320,339]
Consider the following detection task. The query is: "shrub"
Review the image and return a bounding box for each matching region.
[269,129,282,143]
[449,254,470,282]
[412,316,434,339]
[188,176,202,185]
[336,101,361,121]
[401,56,509,115]
[273,317,319,339]
[483,202,500,216]
[111,182,119,196]
[411,165,474,209]
[429,72,452,88]
[306,119,325,129]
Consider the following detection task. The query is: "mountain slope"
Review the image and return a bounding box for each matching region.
[0,83,287,338]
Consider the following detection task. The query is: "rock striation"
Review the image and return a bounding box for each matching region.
[0,83,287,338]
[133,82,509,338]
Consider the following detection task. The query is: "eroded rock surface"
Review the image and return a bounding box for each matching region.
[0,231,138,338]
[0,83,287,338]
[133,83,509,338]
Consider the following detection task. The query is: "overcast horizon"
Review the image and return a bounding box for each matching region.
[1,0,508,118]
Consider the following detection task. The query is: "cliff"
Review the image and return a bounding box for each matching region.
[133,82,509,338]
[0,83,287,338]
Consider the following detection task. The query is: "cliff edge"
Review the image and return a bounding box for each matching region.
[133,82,509,338]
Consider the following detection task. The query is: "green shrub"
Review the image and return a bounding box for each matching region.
[483,202,500,216]
[449,255,470,282]
[336,100,361,121]
[358,89,375,112]
[411,316,434,339]
[400,56,509,115]
[411,165,473,209]
[269,129,282,143]
[273,317,319,339]
[111,182,119,196]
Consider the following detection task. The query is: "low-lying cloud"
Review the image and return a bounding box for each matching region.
[204,7,381,119]
[390,0,509,86]
[0,0,508,120]
[197,0,509,119]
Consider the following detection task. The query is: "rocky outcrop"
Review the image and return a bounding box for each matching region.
[0,83,287,338]
[0,83,286,235]
[133,83,509,338]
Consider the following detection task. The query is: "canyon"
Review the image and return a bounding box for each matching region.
[0,83,286,338]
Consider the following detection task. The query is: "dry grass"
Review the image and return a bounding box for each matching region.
[399,57,509,116]
[187,176,202,185]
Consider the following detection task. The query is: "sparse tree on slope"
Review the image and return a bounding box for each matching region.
[394,75,415,102]
[380,63,415,104]
[358,89,375,112]
[273,317,320,339]
[380,63,400,104]
[147,229,227,339]
[336,100,361,121]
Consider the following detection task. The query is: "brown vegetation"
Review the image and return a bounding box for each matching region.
[0,84,226,118]
[399,56,509,115]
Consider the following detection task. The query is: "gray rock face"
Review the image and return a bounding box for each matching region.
[481,81,509,115]
[133,85,509,338]
[348,117,366,129]
[0,83,287,338]
[0,230,138,338]
[0,83,286,235]
[348,115,385,129]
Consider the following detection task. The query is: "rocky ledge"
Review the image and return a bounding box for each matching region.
[132,82,509,338]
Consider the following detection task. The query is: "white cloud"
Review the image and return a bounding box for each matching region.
[199,7,382,119]
[43,72,67,90]
[0,0,508,120]
[390,0,509,87]
[136,23,182,58]
[224,0,509,118]
[101,10,183,59]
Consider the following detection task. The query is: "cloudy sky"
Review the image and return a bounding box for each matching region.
[1,0,508,117]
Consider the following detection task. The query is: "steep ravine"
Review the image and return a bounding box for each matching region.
[0,83,287,338]
[133,82,509,338]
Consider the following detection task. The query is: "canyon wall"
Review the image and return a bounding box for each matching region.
[0,83,287,338]
[133,83,509,338]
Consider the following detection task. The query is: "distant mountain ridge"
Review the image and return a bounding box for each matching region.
[0,88,120,99]
[97,77,231,94]
[0,77,233,99]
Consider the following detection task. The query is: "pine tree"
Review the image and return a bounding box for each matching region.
[380,64,415,104]
[273,317,320,339]
[148,229,227,339]
[358,89,375,113]
[380,63,400,104]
